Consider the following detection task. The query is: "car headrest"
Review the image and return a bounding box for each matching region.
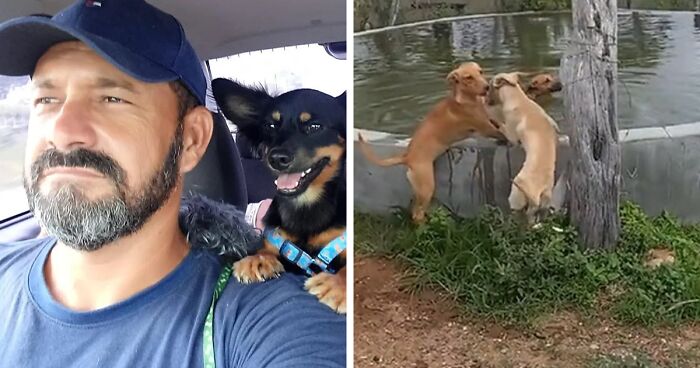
[236,133,258,160]
[183,112,248,210]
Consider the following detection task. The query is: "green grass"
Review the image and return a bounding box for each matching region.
[586,350,700,368]
[355,202,700,326]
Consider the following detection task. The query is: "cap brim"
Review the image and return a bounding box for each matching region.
[0,16,179,84]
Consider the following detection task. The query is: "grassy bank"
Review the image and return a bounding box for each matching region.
[355,202,700,326]
[586,351,699,368]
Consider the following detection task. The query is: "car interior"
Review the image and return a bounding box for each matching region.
[0,0,347,242]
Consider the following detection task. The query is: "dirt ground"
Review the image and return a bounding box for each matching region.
[354,256,700,368]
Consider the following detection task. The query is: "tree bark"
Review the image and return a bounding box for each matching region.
[560,0,621,249]
[390,0,401,26]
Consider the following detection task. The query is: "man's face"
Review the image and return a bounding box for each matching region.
[24,41,183,251]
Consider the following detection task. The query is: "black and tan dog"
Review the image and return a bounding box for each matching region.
[212,79,347,313]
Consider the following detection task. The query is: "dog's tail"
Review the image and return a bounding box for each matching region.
[357,133,406,167]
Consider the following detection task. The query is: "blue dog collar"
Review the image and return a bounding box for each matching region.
[264,228,346,276]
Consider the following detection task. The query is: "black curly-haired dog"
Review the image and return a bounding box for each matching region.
[212,79,346,313]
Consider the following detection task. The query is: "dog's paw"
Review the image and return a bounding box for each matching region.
[233,253,285,284]
[305,272,347,314]
[411,210,427,225]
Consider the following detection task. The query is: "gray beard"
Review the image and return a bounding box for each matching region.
[28,184,135,251]
[25,123,183,252]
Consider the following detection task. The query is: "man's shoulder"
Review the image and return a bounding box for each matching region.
[215,272,346,366]
[0,237,52,282]
[219,271,344,319]
[0,237,52,264]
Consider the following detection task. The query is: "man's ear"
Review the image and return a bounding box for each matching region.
[179,105,213,174]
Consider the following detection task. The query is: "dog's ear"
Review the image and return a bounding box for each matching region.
[504,73,520,87]
[211,78,274,154]
[493,76,506,88]
[494,74,518,89]
[336,92,347,139]
[446,70,459,86]
[211,78,273,129]
[335,91,347,110]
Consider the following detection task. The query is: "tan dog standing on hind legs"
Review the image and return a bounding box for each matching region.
[486,72,559,225]
[358,62,506,223]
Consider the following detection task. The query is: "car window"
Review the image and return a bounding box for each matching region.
[0,75,31,220]
[209,43,347,135]
[209,43,346,102]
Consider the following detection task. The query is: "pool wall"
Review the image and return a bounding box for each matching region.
[354,123,700,222]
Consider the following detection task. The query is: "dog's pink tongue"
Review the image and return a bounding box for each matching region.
[276,173,303,189]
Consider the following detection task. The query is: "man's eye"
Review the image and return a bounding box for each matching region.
[34,97,57,105]
[304,123,323,134]
[103,96,126,103]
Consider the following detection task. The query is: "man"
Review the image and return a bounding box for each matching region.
[0,1,346,367]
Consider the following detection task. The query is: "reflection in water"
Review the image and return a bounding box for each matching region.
[355,12,700,134]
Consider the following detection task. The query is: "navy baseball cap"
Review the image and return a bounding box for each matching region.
[0,0,206,105]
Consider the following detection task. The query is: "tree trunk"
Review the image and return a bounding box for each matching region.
[390,0,401,26]
[560,0,621,249]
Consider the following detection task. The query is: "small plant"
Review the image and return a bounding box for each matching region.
[587,350,698,368]
[586,352,662,368]
[355,201,700,325]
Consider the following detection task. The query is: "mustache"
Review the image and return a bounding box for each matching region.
[30,148,126,186]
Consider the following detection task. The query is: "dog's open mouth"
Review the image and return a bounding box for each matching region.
[274,157,331,196]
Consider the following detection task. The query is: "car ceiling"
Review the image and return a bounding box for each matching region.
[0,0,346,60]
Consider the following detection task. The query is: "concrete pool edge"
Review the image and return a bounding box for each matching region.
[354,122,700,222]
[355,120,700,145]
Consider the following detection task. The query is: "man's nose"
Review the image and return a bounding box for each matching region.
[42,99,97,151]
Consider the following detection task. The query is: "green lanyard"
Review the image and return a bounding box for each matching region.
[203,263,233,368]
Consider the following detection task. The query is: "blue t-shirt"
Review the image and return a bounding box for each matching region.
[0,237,346,367]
